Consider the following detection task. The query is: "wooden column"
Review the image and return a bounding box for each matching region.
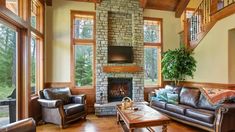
[210,0,218,15]
[183,18,190,48]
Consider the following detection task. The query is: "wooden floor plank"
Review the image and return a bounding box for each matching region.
[36,114,207,132]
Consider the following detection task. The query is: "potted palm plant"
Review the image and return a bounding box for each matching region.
[162,46,197,86]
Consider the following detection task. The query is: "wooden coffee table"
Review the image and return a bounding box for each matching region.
[116,103,170,132]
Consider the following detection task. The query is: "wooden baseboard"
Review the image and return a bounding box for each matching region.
[44,82,71,88]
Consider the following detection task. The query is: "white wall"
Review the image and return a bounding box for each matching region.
[188,14,235,83]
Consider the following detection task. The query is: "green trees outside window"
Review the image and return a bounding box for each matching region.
[0,23,17,100]
[75,45,93,87]
[30,37,36,94]
[74,17,93,40]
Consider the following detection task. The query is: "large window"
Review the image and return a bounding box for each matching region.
[30,0,44,95]
[71,11,95,88]
[144,18,162,87]
[0,22,18,125]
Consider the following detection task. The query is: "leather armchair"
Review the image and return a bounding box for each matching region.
[0,118,36,132]
[38,87,87,128]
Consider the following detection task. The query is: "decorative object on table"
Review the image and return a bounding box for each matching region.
[121,97,133,109]
[162,46,197,86]
[200,87,235,105]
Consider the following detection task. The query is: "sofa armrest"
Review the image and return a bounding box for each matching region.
[148,91,156,102]
[0,118,36,132]
[215,103,235,132]
[70,94,86,104]
[38,99,63,108]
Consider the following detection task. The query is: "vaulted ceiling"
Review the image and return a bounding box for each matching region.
[45,0,190,17]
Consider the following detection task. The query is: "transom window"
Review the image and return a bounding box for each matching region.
[144,20,161,44]
[31,0,43,32]
[71,11,95,88]
[74,15,94,40]
[144,18,162,87]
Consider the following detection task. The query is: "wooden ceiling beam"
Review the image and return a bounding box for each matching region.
[140,0,147,8]
[175,0,190,18]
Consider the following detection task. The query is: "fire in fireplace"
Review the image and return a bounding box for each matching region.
[108,78,132,102]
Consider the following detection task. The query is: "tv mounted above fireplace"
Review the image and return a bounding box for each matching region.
[108,46,133,63]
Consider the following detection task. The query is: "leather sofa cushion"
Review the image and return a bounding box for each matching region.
[198,94,217,111]
[151,100,166,109]
[185,108,215,124]
[180,87,200,108]
[165,104,191,115]
[64,104,85,116]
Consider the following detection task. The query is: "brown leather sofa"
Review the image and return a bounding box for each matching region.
[0,118,36,132]
[150,87,235,132]
[38,87,87,128]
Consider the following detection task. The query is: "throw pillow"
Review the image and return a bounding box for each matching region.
[167,93,179,104]
[156,88,172,102]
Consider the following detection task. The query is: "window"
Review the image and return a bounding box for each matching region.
[144,18,162,87]
[74,15,94,40]
[71,11,95,88]
[0,22,18,125]
[74,45,93,87]
[30,36,37,95]
[30,0,44,95]
[6,0,18,15]
[31,0,43,32]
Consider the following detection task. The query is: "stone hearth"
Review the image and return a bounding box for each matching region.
[95,0,144,115]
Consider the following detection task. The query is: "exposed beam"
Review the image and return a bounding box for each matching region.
[175,0,190,18]
[140,0,147,8]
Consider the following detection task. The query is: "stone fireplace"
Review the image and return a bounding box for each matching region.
[108,78,132,102]
[95,0,144,115]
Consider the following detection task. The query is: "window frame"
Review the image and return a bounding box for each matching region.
[143,17,163,88]
[71,10,96,89]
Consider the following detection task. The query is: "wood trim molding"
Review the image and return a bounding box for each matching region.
[175,0,190,18]
[211,3,235,21]
[44,82,71,88]
[164,81,235,89]
[103,66,143,73]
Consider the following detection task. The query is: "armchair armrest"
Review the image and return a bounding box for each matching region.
[0,118,36,132]
[70,94,86,104]
[215,103,235,132]
[38,99,63,108]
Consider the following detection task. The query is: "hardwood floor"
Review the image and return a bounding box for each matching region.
[37,114,207,132]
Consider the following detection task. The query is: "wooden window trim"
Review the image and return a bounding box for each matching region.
[31,0,44,33]
[143,17,163,88]
[70,10,96,89]
[0,0,44,119]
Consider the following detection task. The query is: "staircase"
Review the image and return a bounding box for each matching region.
[183,0,235,49]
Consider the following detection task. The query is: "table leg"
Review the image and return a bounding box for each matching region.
[116,112,120,124]
[162,124,167,132]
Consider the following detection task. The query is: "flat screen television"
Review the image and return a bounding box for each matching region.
[108,46,133,63]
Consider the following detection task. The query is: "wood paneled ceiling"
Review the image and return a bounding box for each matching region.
[146,0,180,11]
[46,0,190,17]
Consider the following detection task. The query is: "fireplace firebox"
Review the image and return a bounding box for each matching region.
[108,78,132,102]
